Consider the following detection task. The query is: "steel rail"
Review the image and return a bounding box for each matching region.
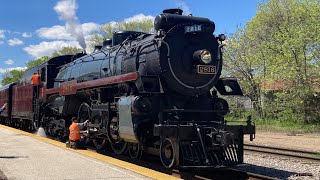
[246,172,280,180]
[244,144,320,161]
[244,144,320,155]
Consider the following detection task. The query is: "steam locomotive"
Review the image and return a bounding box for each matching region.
[0,9,255,168]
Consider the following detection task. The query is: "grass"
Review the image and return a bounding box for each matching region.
[225,113,320,134]
[254,118,320,134]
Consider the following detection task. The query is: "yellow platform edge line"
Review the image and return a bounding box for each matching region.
[0,124,180,180]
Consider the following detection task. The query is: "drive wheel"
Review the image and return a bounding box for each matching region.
[93,137,107,150]
[160,138,176,168]
[77,103,91,123]
[108,117,127,155]
[128,143,143,159]
[110,140,127,155]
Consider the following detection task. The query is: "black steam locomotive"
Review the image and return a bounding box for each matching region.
[0,9,255,168]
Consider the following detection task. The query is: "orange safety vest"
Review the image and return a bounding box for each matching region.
[31,74,40,85]
[69,122,81,141]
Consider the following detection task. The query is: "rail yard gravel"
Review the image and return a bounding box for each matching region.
[235,151,320,180]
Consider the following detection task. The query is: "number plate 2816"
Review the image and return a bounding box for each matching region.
[197,65,216,74]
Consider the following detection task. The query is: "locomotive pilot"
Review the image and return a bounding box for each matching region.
[67,117,89,149]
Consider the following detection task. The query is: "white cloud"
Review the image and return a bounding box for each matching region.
[22,32,32,38]
[36,22,99,40]
[37,25,72,40]
[81,22,100,35]
[0,29,5,39]
[123,14,154,23]
[0,67,27,74]
[176,1,191,15]
[23,40,81,58]
[4,59,14,65]
[8,38,24,46]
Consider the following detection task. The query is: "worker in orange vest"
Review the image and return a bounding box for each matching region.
[31,72,41,86]
[68,117,89,149]
[31,72,41,112]
[31,72,41,98]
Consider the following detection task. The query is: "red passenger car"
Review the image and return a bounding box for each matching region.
[0,83,14,125]
[0,55,76,130]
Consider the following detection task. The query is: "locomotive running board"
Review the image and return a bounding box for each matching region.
[45,72,139,95]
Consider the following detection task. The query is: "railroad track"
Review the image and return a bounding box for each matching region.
[244,144,320,161]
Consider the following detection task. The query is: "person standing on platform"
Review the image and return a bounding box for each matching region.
[67,117,89,149]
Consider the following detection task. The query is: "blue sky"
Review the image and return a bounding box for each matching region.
[0,0,264,82]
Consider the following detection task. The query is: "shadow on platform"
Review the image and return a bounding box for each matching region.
[234,163,297,179]
[0,155,28,159]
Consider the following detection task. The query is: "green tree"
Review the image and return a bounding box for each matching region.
[223,29,264,115]
[1,69,25,86]
[224,0,320,122]
[87,19,154,49]
[26,56,50,70]
[51,46,83,57]
[1,46,83,86]
[1,56,50,85]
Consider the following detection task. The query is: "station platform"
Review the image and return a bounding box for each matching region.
[0,125,177,180]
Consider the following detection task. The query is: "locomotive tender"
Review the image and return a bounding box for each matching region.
[0,9,255,168]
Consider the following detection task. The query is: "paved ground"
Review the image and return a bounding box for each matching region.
[244,131,320,152]
[0,127,152,180]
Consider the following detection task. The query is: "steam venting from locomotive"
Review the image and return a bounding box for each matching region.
[54,0,87,49]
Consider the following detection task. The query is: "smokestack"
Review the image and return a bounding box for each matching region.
[54,0,87,49]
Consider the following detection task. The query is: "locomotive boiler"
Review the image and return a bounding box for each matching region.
[0,8,255,168]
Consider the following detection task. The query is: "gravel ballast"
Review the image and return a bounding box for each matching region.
[235,152,320,180]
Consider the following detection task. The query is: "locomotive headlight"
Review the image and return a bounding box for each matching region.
[200,50,212,64]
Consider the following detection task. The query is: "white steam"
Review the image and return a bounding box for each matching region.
[176,1,191,15]
[54,0,86,49]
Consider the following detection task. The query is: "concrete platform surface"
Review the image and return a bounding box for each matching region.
[0,126,152,180]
